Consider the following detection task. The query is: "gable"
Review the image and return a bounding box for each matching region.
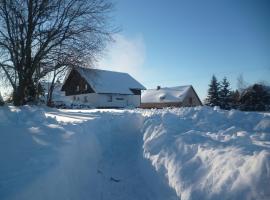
[61,69,95,96]
[181,86,203,106]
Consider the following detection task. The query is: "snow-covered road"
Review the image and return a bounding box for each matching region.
[0,106,269,200]
[1,107,178,200]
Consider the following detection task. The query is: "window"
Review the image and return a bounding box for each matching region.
[76,85,79,92]
[159,94,166,100]
[108,95,112,102]
[85,84,88,91]
[116,97,124,101]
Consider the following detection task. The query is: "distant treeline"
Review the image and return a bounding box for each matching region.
[205,75,270,111]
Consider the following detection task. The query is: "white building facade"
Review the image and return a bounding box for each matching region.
[61,68,145,108]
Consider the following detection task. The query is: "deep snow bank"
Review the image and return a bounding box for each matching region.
[0,106,177,200]
[142,107,270,200]
[0,106,270,200]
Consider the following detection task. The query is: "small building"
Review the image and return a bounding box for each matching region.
[61,67,146,108]
[141,85,202,108]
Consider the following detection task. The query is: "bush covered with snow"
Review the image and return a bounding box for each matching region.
[0,106,269,200]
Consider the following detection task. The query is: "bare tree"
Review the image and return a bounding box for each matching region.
[237,74,248,94]
[45,66,68,106]
[0,0,114,105]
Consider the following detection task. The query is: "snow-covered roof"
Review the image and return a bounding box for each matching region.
[74,68,146,95]
[141,86,192,103]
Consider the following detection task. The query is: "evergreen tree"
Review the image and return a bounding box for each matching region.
[205,75,221,107]
[239,84,270,111]
[219,77,232,110]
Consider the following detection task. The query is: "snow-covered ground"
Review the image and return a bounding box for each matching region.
[0,106,269,200]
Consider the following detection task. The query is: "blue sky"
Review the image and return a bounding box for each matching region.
[99,0,270,100]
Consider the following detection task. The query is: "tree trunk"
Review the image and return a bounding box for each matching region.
[13,82,26,106]
[13,76,37,106]
[47,84,55,107]
[47,67,57,107]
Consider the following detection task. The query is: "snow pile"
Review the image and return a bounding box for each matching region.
[142,107,270,200]
[0,106,270,200]
[0,106,70,199]
[0,107,177,200]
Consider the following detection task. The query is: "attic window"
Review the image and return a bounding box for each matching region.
[159,94,166,100]
[76,85,79,92]
[85,84,88,91]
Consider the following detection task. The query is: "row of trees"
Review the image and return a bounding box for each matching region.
[0,0,115,106]
[205,75,270,111]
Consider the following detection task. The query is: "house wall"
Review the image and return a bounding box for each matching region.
[182,88,202,107]
[67,93,141,108]
[127,95,141,107]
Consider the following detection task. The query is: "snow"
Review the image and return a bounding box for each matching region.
[142,107,270,200]
[141,86,191,103]
[0,106,270,200]
[64,68,146,95]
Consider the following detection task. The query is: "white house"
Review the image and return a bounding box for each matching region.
[140,85,202,108]
[61,68,146,108]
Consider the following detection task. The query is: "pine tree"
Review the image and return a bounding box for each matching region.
[219,77,232,110]
[205,75,221,107]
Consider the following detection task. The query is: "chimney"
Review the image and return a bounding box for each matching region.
[157,86,161,90]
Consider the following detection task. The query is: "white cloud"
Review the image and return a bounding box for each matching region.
[96,34,146,79]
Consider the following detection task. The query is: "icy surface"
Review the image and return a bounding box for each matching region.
[141,86,191,103]
[0,106,270,200]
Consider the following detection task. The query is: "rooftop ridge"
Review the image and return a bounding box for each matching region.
[78,67,130,75]
[145,85,192,91]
